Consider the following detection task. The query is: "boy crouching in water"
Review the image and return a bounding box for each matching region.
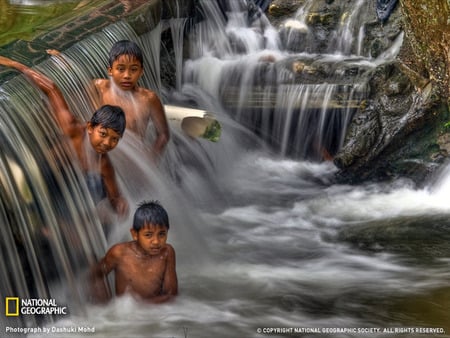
[90,200,178,303]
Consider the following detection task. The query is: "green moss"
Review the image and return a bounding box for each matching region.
[202,120,222,142]
[0,2,82,46]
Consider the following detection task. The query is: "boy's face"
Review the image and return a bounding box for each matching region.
[87,124,121,154]
[108,55,143,91]
[131,223,168,256]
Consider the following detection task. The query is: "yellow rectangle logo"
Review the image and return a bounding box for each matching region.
[5,297,19,316]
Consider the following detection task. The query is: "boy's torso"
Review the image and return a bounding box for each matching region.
[95,80,151,138]
[114,242,169,299]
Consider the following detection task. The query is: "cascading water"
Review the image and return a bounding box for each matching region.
[0,71,106,328]
[1,1,450,337]
[181,0,382,161]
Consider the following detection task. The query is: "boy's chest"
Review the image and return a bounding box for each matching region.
[119,254,166,277]
[116,256,167,293]
[101,93,150,135]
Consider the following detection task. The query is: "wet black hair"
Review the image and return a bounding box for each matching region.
[132,200,170,231]
[89,105,126,136]
[108,40,144,67]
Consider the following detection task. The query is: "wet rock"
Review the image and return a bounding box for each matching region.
[279,20,310,53]
[268,0,300,18]
[336,214,450,260]
[376,0,399,23]
[334,61,448,185]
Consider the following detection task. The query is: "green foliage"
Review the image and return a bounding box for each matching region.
[444,120,450,131]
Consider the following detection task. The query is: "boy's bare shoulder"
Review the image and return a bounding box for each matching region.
[94,78,110,90]
[107,241,133,257]
[138,86,161,103]
[165,243,176,257]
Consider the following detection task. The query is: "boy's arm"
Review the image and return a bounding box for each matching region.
[89,246,119,303]
[0,55,80,137]
[162,244,178,296]
[147,92,170,158]
[101,155,129,217]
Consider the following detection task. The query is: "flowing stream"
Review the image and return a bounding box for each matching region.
[1,0,450,337]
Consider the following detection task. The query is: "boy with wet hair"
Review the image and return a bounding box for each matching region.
[94,40,170,161]
[0,55,129,217]
[90,200,178,303]
[107,39,144,68]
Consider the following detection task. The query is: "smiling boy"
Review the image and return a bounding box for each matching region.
[90,200,178,303]
[0,55,129,217]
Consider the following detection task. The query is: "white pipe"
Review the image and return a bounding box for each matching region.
[164,105,221,142]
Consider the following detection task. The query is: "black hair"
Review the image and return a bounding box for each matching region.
[89,105,126,136]
[108,40,144,67]
[132,200,169,231]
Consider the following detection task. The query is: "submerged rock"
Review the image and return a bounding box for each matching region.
[336,214,450,260]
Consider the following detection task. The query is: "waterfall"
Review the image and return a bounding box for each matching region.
[0,18,217,328]
[170,18,188,91]
[0,0,416,334]
[333,0,367,55]
[180,0,385,160]
[0,75,106,326]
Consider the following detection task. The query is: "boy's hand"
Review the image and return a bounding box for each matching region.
[88,262,112,304]
[112,196,129,218]
[46,49,61,56]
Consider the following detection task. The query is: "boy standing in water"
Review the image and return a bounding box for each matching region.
[93,40,170,160]
[90,200,178,303]
[0,55,129,218]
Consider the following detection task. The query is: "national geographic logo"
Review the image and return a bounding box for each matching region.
[5,298,19,316]
[4,297,67,316]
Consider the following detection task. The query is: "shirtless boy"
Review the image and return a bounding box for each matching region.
[94,40,170,160]
[90,200,178,303]
[0,55,129,217]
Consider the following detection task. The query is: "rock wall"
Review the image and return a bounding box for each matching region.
[399,0,450,99]
[334,0,450,185]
